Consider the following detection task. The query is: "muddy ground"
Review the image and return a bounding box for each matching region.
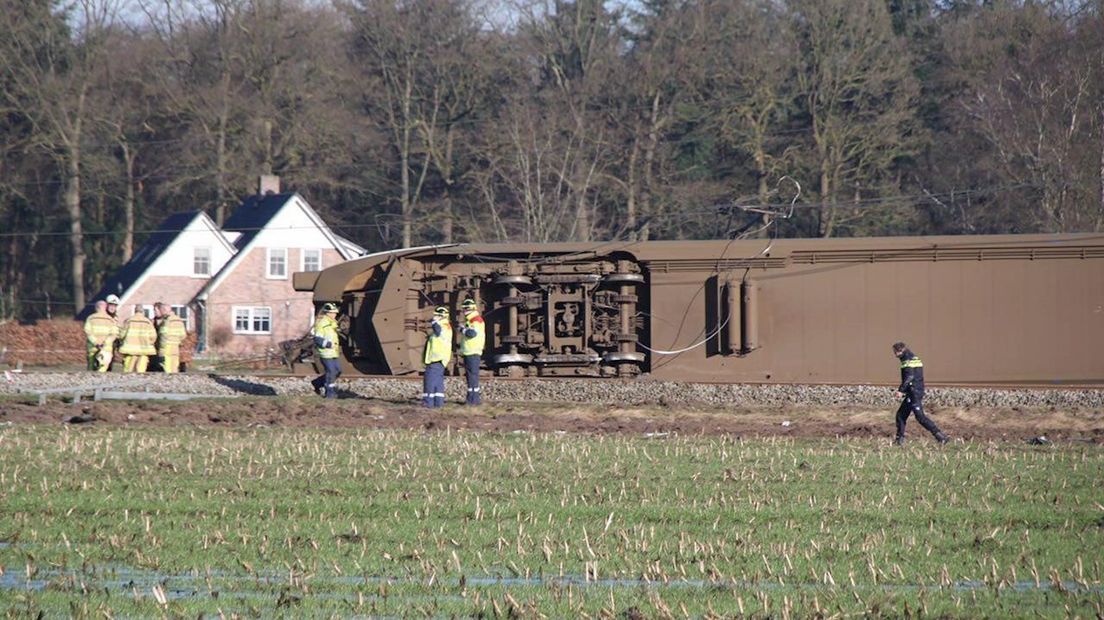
[2,395,1103,444]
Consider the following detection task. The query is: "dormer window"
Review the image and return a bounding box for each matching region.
[267,248,287,279]
[193,247,211,276]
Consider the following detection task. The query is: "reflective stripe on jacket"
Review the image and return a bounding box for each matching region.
[119,315,157,355]
[84,312,118,347]
[424,318,453,366]
[157,315,188,355]
[312,315,341,360]
[459,311,485,356]
[897,351,925,396]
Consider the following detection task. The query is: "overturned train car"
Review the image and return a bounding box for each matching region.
[291,234,1104,385]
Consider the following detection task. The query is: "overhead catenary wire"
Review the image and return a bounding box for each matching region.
[636,177,799,356]
[0,181,1041,239]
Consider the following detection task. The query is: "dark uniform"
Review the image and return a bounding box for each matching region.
[894,346,949,445]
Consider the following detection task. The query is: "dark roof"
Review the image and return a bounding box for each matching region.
[222,192,295,250]
[77,211,204,320]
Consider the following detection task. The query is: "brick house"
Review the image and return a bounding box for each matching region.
[194,192,362,356]
[84,186,363,358]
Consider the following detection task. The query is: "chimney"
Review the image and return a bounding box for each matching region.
[259,174,280,195]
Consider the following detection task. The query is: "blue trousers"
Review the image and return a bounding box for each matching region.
[463,355,482,405]
[312,358,342,398]
[423,362,445,407]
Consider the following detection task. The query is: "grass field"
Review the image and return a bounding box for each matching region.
[1,425,1101,618]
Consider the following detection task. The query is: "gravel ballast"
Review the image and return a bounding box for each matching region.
[2,371,1102,410]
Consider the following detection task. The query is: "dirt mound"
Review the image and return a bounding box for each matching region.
[2,396,1102,443]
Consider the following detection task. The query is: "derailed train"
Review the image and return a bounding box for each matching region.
[289,233,1104,385]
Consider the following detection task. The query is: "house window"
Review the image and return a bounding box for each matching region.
[194,247,211,276]
[172,304,191,330]
[302,249,322,272]
[267,248,287,279]
[233,306,271,334]
[141,305,155,319]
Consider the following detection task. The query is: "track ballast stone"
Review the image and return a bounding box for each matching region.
[2,372,1102,410]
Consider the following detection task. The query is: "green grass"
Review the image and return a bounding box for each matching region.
[1,425,1102,618]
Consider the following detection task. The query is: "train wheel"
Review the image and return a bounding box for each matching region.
[603,272,644,284]
[491,353,533,366]
[494,274,533,286]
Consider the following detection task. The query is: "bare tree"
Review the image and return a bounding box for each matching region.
[790,0,920,237]
[945,2,1104,233]
[0,0,122,311]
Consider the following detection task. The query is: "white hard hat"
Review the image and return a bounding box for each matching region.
[105,294,121,304]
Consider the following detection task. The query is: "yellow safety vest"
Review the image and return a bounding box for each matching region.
[312,315,341,360]
[424,318,453,366]
[119,315,157,355]
[84,311,118,347]
[157,314,188,355]
[459,310,485,356]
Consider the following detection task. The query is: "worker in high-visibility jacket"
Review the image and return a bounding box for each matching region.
[458,298,485,405]
[154,302,188,373]
[422,306,452,408]
[118,305,157,373]
[310,302,342,398]
[83,300,118,372]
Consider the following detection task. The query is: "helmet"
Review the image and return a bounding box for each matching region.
[105,294,121,305]
[460,298,477,310]
[434,306,449,317]
[321,302,339,314]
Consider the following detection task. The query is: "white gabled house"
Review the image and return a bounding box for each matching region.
[83,181,363,358]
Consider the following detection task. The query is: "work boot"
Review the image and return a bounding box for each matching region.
[893,436,905,446]
[934,432,950,445]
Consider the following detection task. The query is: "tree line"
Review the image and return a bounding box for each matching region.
[1,0,1102,318]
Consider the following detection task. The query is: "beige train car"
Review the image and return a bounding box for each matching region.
[291,233,1104,385]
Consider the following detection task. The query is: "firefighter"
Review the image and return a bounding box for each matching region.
[118,305,157,373]
[422,306,452,408]
[310,302,342,398]
[154,302,188,373]
[892,341,949,445]
[83,300,118,372]
[458,298,485,405]
[104,294,121,370]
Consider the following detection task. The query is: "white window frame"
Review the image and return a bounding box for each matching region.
[193,247,211,277]
[267,248,288,279]
[171,304,191,330]
[301,248,323,272]
[140,305,155,320]
[232,306,272,334]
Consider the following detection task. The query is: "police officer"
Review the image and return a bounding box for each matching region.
[458,298,485,405]
[83,300,118,372]
[119,305,157,373]
[893,341,949,445]
[310,303,342,398]
[422,306,452,408]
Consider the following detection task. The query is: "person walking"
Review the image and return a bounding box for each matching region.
[458,298,485,405]
[83,300,118,372]
[154,302,188,373]
[422,306,452,408]
[118,305,157,373]
[892,341,949,445]
[310,303,342,398]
